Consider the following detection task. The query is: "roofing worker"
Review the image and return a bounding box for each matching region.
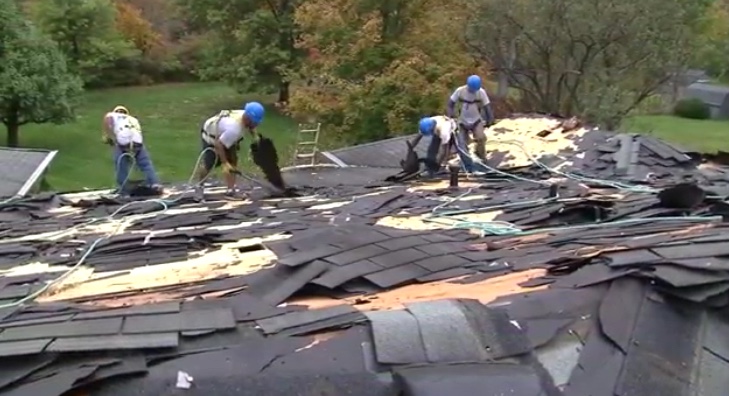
[102,105,160,193]
[447,75,495,161]
[196,102,265,196]
[409,115,461,176]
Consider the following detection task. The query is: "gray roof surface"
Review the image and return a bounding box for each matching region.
[324,134,424,168]
[0,147,56,198]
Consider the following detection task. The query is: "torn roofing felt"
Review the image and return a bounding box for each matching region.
[2,115,729,395]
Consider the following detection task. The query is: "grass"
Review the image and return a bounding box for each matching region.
[18,83,299,191]
[623,115,729,153]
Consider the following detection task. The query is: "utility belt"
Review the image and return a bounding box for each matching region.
[458,119,483,131]
[117,142,143,152]
[200,131,241,151]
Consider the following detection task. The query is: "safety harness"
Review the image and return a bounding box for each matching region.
[201,110,245,146]
[454,91,487,130]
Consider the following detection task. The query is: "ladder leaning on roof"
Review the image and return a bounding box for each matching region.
[291,122,321,167]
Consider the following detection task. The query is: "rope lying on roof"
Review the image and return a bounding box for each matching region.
[423,186,718,237]
[0,148,216,309]
[454,139,657,194]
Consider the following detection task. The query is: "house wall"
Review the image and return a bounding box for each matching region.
[709,106,721,119]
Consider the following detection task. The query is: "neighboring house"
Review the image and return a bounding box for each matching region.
[658,69,711,105]
[0,147,58,198]
[675,69,711,86]
[683,83,729,119]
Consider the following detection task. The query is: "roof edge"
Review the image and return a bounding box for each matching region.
[328,134,417,154]
[319,151,349,167]
[17,150,57,197]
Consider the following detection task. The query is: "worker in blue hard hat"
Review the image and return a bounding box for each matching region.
[196,101,265,195]
[447,75,495,161]
[408,115,460,176]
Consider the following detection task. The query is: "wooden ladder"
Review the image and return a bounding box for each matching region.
[292,123,321,166]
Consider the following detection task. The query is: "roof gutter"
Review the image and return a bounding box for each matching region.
[320,151,349,167]
[17,150,57,197]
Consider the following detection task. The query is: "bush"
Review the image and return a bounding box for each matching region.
[673,98,711,119]
[634,94,668,115]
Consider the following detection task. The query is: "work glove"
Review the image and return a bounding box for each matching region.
[222,162,237,175]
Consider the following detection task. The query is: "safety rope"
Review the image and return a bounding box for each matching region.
[423,171,715,237]
[0,147,219,309]
[453,138,656,193]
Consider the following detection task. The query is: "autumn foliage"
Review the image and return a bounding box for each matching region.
[289,0,485,143]
[17,0,729,143]
[115,2,162,55]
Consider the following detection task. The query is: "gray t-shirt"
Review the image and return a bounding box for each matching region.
[449,85,490,125]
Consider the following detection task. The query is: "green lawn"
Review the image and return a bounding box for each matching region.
[18,83,299,191]
[623,115,729,153]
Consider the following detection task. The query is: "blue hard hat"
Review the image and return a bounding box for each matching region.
[243,102,265,125]
[466,75,482,92]
[419,117,436,136]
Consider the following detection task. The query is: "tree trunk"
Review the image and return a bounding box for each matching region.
[278,81,290,104]
[496,72,510,98]
[6,123,19,147]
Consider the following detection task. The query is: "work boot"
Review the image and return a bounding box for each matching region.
[224,188,247,199]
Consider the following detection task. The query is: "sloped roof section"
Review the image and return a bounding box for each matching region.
[324,134,424,168]
[322,115,698,181]
[0,147,56,198]
[0,118,728,394]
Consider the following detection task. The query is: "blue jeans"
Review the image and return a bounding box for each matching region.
[113,145,159,189]
[427,134,474,174]
[453,132,475,172]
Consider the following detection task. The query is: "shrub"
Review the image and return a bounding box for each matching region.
[673,98,711,119]
[635,94,668,115]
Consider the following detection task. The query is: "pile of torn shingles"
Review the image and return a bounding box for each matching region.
[2,126,729,395]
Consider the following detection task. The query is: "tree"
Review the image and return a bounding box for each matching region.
[0,0,83,147]
[692,0,729,79]
[123,0,186,41]
[30,0,137,85]
[290,0,478,143]
[177,0,304,103]
[115,1,162,56]
[465,0,712,128]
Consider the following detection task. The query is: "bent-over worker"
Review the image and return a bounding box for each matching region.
[102,105,160,192]
[409,116,459,176]
[196,101,265,195]
[447,75,495,161]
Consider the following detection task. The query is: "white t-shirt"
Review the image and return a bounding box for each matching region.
[449,86,491,125]
[202,110,246,148]
[431,116,457,145]
[107,113,143,145]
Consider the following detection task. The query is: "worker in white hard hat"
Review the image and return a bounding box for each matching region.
[102,105,161,192]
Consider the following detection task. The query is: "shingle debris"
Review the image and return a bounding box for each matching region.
[0,117,728,395]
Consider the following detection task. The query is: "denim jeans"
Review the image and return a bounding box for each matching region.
[427,134,474,173]
[113,145,159,189]
[453,131,475,172]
